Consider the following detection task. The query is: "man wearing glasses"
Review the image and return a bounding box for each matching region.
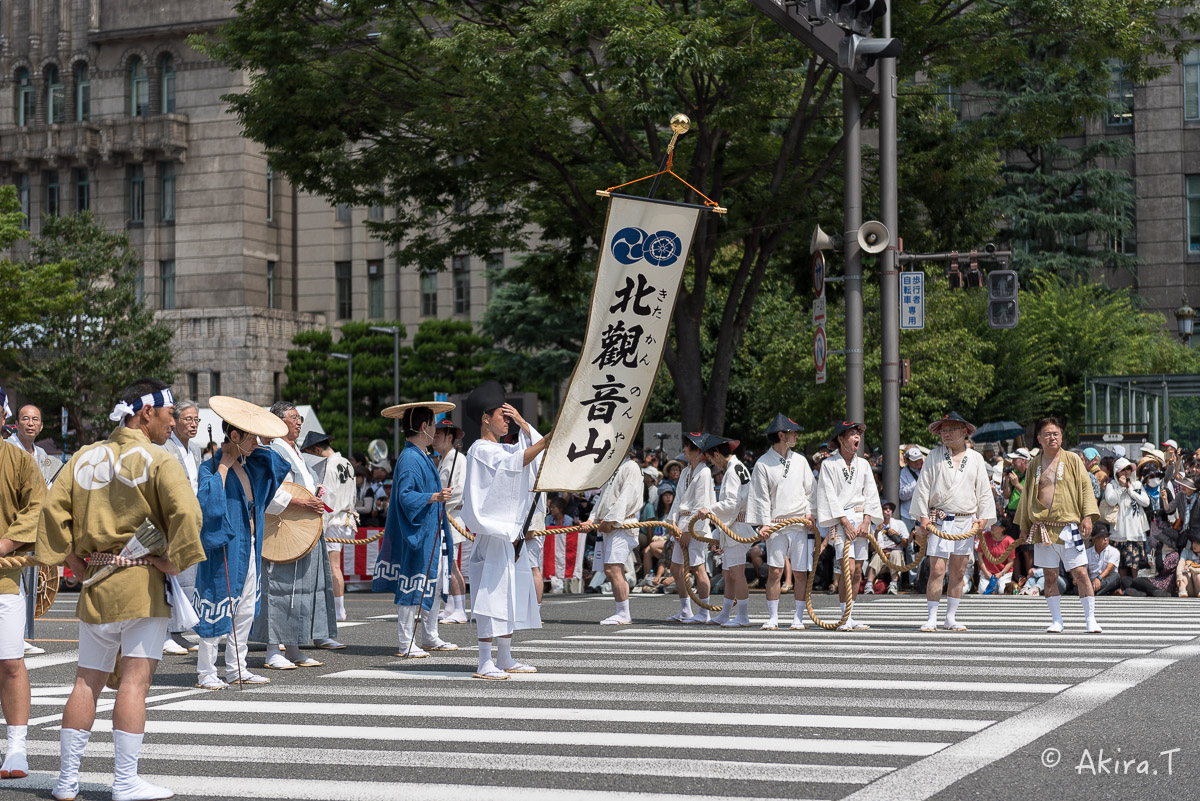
[5,405,59,487]
[162,400,203,655]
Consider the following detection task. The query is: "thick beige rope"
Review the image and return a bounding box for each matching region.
[324,532,384,545]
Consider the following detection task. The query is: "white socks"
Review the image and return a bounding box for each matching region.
[497,637,514,667]
[792,600,805,626]
[734,601,751,625]
[615,600,630,617]
[945,597,961,626]
[1081,595,1101,631]
[925,600,939,627]
[54,727,90,800]
[397,605,418,651]
[1,724,27,778]
[334,595,346,620]
[1046,595,1063,623]
[679,598,693,617]
[478,640,492,671]
[111,729,173,801]
[421,596,443,643]
[766,599,779,622]
[694,598,711,618]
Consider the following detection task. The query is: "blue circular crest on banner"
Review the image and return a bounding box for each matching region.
[643,231,683,266]
[611,227,648,265]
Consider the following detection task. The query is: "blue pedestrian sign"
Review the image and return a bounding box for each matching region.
[900,272,924,330]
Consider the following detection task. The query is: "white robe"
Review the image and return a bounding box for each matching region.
[320,451,358,532]
[591,458,643,525]
[746,448,816,527]
[461,429,543,631]
[5,433,60,487]
[438,448,468,543]
[910,445,996,523]
[164,431,200,493]
[665,462,715,535]
[814,452,883,531]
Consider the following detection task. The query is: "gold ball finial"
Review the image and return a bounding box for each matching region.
[670,113,691,135]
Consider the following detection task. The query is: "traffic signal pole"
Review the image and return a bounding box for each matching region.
[844,83,864,428]
[879,5,900,501]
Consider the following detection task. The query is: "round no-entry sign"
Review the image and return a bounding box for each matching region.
[814,326,827,371]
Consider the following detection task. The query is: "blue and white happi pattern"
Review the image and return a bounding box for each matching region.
[192,445,291,638]
[373,441,451,610]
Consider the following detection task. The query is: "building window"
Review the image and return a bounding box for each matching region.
[160,259,176,310]
[267,260,277,309]
[335,202,351,222]
[273,372,282,402]
[130,57,149,117]
[266,165,275,222]
[1189,175,1200,253]
[134,265,145,304]
[368,202,384,220]
[46,65,64,124]
[367,259,385,318]
[211,372,222,396]
[160,162,175,222]
[335,261,352,319]
[74,62,90,121]
[486,251,503,302]
[452,255,471,315]
[128,164,145,223]
[45,171,59,217]
[14,173,29,228]
[188,372,199,399]
[74,168,89,212]
[16,68,33,127]
[1107,62,1134,126]
[420,271,437,316]
[160,54,176,113]
[935,84,961,118]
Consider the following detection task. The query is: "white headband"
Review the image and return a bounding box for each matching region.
[109,388,175,422]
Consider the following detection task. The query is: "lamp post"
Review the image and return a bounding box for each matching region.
[1175,296,1195,348]
[331,352,353,459]
[370,325,401,454]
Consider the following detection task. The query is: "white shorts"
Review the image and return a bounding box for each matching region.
[525,535,543,569]
[78,617,170,672]
[671,536,708,568]
[0,591,25,660]
[604,532,637,566]
[1034,524,1088,571]
[766,527,814,571]
[325,524,355,554]
[833,529,869,574]
[926,516,977,559]
[721,536,751,570]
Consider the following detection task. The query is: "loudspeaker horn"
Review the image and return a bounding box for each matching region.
[810,224,842,254]
[857,220,890,254]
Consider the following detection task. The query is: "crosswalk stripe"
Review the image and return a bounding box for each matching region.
[500,644,1129,663]
[20,741,895,785]
[0,773,826,801]
[602,631,1191,642]
[321,669,1071,694]
[153,699,995,732]
[523,638,1152,656]
[85,719,951,757]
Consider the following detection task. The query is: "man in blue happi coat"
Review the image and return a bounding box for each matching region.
[373,400,458,657]
[193,397,291,690]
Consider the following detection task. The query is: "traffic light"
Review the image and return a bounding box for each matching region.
[987,269,1019,329]
[838,33,901,73]
[831,0,887,35]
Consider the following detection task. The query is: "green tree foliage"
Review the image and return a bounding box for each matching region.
[282,320,491,456]
[0,186,78,355]
[10,213,175,444]
[202,0,1198,434]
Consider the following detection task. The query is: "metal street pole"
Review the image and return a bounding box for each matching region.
[370,325,402,454]
[331,353,352,460]
[879,5,900,502]
[843,81,864,430]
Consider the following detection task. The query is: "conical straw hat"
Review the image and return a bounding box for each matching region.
[381,401,455,419]
[210,396,288,439]
[262,482,323,563]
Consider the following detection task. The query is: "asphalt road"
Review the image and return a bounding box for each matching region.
[1,588,1196,801]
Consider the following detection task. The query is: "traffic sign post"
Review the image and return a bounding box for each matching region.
[813,252,825,299]
[900,271,924,330]
[814,326,827,385]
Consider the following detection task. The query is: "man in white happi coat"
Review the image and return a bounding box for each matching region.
[460,382,549,680]
[5,404,59,487]
[161,399,202,656]
[911,412,996,632]
[814,421,883,632]
[433,418,470,624]
[746,414,816,631]
[698,434,754,628]
[591,451,643,625]
[664,432,716,624]
[301,431,357,623]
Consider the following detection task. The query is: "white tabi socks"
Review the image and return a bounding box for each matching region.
[496,636,536,674]
[1,724,27,779]
[945,596,965,630]
[1046,595,1064,633]
[790,600,806,630]
[1081,595,1102,633]
[334,594,346,622]
[923,600,939,631]
[396,606,428,657]
[53,727,90,800]
[420,594,458,650]
[667,597,693,622]
[762,598,780,630]
[601,599,632,626]
[711,597,732,626]
[111,730,172,801]
[685,598,711,624]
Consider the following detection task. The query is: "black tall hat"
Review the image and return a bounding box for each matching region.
[464,380,507,424]
[682,431,708,450]
[828,420,866,446]
[764,413,802,435]
[928,411,977,437]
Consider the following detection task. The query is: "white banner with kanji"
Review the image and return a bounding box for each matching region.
[535,194,701,492]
